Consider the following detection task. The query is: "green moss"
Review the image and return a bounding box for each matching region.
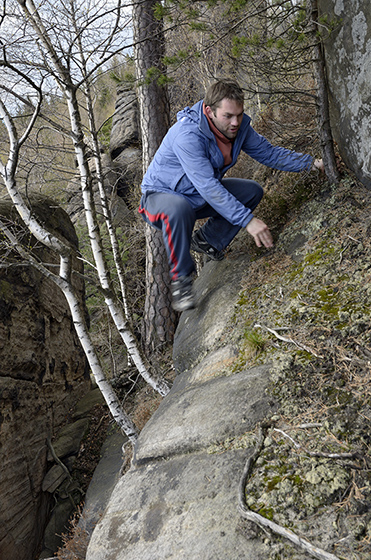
[231,176,371,558]
[255,504,275,520]
[322,386,353,406]
[0,279,13,300]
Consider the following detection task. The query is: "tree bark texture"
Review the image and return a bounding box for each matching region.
[310,0,339,184]
[133,0,178,353]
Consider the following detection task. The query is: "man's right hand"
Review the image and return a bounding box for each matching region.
[246,217,273,248]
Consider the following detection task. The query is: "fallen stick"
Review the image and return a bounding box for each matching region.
[254,323,323,358]
[238,424,341,560]
[273,428,360,460]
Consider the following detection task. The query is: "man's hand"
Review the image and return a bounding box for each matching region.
[246,217,273,249]
[312,158,325,173]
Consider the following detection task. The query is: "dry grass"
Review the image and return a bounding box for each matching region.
[55,507,92,560]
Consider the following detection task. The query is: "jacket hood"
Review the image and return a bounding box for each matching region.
[176,99,203,125]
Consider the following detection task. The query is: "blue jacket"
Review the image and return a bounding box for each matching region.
[141,100,313,227]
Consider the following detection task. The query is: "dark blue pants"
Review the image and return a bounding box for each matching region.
[139,178,263,280]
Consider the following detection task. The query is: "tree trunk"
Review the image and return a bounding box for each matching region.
[133,0,178,354]
[310,0,339,184]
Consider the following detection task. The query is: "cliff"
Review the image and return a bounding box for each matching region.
[0,196,90,560]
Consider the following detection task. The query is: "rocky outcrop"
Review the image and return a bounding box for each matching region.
[66,82,142,226]
[39,388,110,559]
[319,0,371,187]
[109,82,142,204]
[0,196,90,560]
[86,175,371,560]
[110,83,140,159]
[86,255,278,560]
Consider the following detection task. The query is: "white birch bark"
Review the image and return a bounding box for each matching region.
[70,1,131,319]
[64,89,170,397]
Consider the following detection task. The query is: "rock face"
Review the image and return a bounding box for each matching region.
[110,82,140,159]
[66,82,142,226]
[0,196,90,560]
[109,82,142,205]
[85,176,371,560]
[86,256,278,560]
[319,0,371,187]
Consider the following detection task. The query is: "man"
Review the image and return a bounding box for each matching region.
[139,79,324,312]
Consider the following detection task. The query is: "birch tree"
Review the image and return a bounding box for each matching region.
[0,0,170,437]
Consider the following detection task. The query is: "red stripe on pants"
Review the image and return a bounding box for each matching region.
[138,206,179,279]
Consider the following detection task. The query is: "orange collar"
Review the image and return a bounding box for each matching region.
[203,103,233,167]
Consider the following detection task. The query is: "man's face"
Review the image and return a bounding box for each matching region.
[206,98,244,139]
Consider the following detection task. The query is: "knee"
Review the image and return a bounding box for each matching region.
[251,181,264,204]
[221,177,263,208]
[167,195,195,222]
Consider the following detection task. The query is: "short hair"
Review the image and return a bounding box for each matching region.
[204,80,244,112]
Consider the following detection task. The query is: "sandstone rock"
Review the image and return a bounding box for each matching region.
[0,196,90,560]
[87,450,271,560]
[110,83,140,159]
[134,364,274,465]
[42,465,69,494]
[72,387,104,419]
[111,148,142,201]
[319,0,371,187]
[47,418,90,460]
[173,256,251,372]
[42,497,78,555]
[86,254,277,560]
[79,429,127,536]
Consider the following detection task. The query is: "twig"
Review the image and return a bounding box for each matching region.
[238,423,270,514]
[274,428,300,448]
[238,425,342,560]
[273,428,360,460]
[339,243,348,264]
[254,323,323,358]
[46,437,72,480]
[297,423,323,429]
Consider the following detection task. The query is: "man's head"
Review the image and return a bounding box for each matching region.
[204,80,244,139]
[204,79,244,112]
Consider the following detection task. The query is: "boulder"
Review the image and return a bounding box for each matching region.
[86,256,277,559]
[319,0,371,187]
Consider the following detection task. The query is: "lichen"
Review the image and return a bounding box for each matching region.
[229,177,371,558]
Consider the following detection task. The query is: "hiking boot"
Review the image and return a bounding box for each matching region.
[171,276,195,312]
[190,229,224,261]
